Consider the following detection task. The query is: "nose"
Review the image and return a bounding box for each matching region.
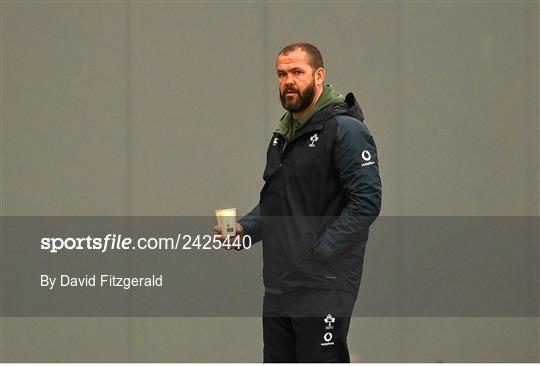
[284,77,295,89]
[284,73,294,86]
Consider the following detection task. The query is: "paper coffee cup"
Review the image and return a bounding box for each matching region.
[215,208,237,236]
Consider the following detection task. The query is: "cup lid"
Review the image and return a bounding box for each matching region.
[215,208,237,213]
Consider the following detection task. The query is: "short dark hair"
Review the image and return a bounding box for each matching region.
[278,42,324,70]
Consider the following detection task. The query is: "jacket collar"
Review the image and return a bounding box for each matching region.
[287,92,365,139]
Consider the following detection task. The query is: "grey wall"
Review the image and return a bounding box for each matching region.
[1,1,538,362]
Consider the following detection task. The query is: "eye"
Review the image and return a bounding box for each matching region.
[278,72,286,78]
[294,70,303,75]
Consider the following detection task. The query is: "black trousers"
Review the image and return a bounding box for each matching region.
[262,287,357,363]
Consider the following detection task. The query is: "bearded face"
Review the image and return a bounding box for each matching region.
[276,48,324,115]
[279,76,317,113]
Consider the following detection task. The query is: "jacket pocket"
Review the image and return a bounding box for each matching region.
[289,231,320,272]
[301,232,338,277]
[312,232,347,279]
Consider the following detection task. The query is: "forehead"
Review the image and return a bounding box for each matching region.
[276,49,311,70]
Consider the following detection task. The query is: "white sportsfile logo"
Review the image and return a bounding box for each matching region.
[309,133,319,147]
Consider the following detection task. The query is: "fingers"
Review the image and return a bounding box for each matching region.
[215,224,244,236]
[213,225,243,251]
[213,225,232,249]
[235,223,244,236]
[215,226,232,243]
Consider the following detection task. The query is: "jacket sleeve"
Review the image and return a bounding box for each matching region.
[314,115,382,262]
[238,203,262,246]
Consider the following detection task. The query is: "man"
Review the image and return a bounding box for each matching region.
[214,42,381,362]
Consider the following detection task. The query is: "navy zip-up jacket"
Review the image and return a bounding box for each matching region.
[239,93,382,295]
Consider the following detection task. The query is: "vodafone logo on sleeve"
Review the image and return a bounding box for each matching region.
[361,150,375,167]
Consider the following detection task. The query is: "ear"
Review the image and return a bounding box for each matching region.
[314,67,325,86]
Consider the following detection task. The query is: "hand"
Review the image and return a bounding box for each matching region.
[213,223,245,250]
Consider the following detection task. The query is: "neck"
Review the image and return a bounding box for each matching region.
[293,85,324,120]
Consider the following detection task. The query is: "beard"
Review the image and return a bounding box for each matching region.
[279,78,316,113]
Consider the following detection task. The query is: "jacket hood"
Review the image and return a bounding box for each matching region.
[276,84,345,140]
[320,92,365,123]
[273,92,366,143]
[295,92,365,135]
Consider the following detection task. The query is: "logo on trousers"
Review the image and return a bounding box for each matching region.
[320,314,336,346]
[321,332,334,347]
[324,314,335,330]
